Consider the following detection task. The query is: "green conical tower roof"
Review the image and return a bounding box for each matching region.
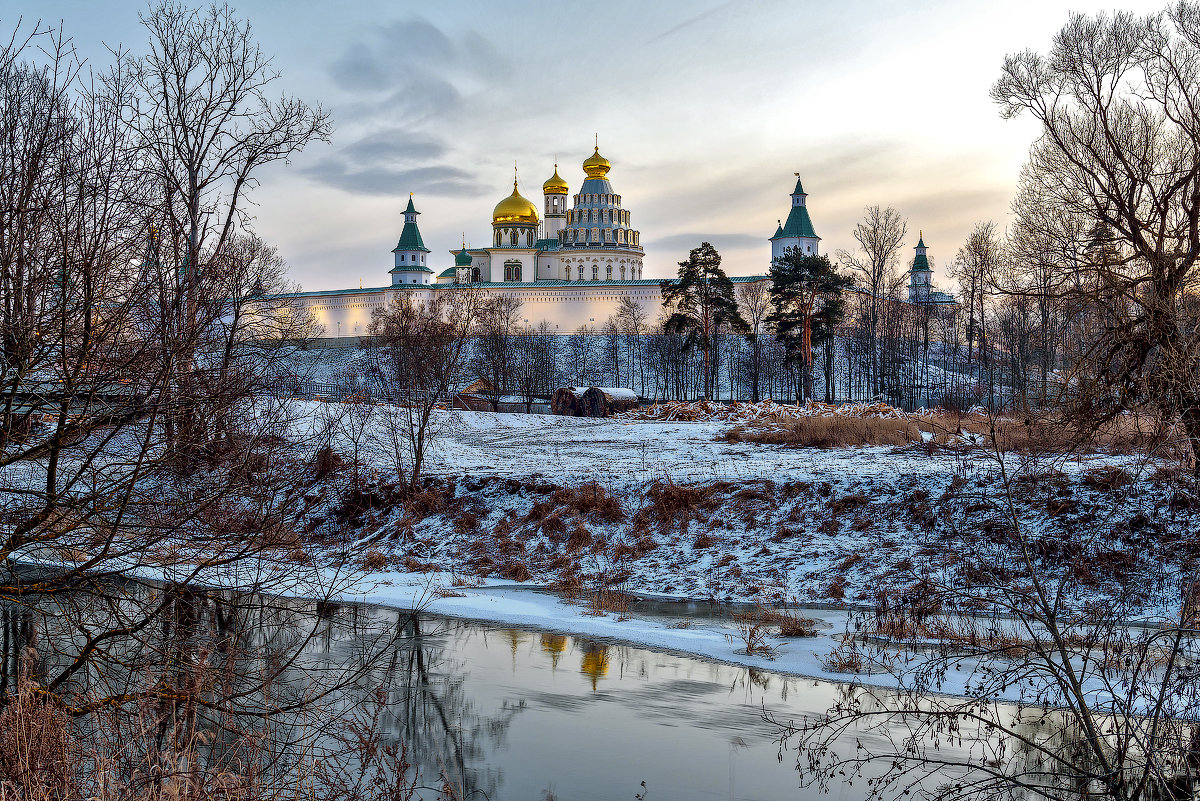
[392,195,430,253]
[772,221,784,239]
[775,204,818,239]
[912,233,931,271]
[792,175,806,196]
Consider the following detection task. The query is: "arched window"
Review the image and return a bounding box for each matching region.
[620,265,626,280]
[606,265,613,280]
[578,266,584,280]
[472,268,480,283]
[592,264,599,280]
[510,230,518,246]
[495,231,501,247]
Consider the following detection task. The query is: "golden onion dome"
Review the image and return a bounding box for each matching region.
[543,164,569,195]
[492,180,539,225]
[582,146,611,180]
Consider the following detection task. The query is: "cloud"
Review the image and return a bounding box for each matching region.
[328,45,389,92]
[312,17,516,198]
[302,158,487,198]
[339,131,448,164]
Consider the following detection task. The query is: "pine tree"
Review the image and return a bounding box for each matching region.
[661,242,748,400]
[767,247,853,403]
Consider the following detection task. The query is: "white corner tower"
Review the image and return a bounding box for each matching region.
[908,232,933,302]
[769,173,821,262]
[390,194,433,285]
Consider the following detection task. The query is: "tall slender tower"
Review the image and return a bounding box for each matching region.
[390,195,433,285]
[908,232,933,302]
[542,164,569,242]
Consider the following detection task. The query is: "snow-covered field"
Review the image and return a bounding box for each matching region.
[427,409,955,487]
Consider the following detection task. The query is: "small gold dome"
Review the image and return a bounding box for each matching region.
[582,146,611,180]
[492,180,539,225]
[543,164,569,194]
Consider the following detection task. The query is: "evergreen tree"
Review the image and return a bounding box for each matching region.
[661,242,748,400]
[767,247,853,403]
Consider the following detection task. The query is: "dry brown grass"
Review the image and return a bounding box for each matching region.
[632,480,721,537]
[727,610,779,658]
[360,549,388,571]
[927,408,1182,456]
[724,417,924,448]
[586,587,633,616]
[760,605,820,637]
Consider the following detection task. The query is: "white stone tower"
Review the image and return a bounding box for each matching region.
[769,174,821,262]
[542,164,569,242]
[908,233,933,302]
[389,194,433,285]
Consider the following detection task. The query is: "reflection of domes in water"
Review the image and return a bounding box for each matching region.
[580,644,610,690]
[540,634,567,668]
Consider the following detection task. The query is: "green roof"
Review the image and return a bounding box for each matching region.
[772,223,784,238]
[404,196,418,214]
[912,237,930,271]
[389,264,433,274]
[792,176,806,196]
[392,221,430,253]
[438,267,456,278]
[774,204,819,240]
[455,247,473,266]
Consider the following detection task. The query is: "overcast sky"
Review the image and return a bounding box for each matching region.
[21,0,1167,291]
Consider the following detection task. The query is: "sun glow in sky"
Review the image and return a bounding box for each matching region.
[20,0,1169,291]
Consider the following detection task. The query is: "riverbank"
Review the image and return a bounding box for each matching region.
[308,408,1195,618]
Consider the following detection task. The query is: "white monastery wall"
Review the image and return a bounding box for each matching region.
[295,281,674,338]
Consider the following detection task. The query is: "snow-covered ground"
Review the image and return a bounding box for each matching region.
[302,406,1184,615]
[427,409,955,487]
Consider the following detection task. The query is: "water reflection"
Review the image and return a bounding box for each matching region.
[13,582,995,801]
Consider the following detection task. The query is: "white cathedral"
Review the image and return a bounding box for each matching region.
[290,146,945,340]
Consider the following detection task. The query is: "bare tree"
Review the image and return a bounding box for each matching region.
[366,289,481,489]
[511,321,558,413]
[470,294,521,411]
[131,1,331,449]
[950,221,1004,371]
[737,280,771,402]
[992,2,1200,470]
[838,206,908,397]
[0,11,384,754]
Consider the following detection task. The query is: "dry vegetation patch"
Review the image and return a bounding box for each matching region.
[724,417,924,448]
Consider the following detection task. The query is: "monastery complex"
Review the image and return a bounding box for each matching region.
[289,145,946,340]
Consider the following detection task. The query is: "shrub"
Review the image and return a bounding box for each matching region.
[633,480,721,537]
[313,446,344,478]
[1083,466,1133,491]
[727,610,778,658]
